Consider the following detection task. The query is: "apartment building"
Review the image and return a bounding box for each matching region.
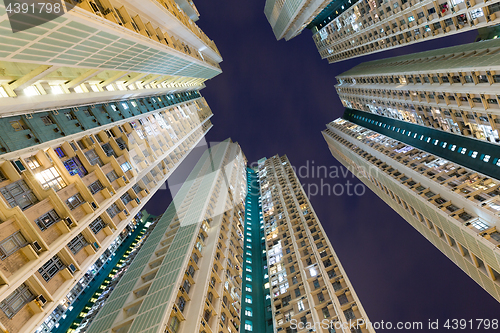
[0,0,222,332]
[335,38,500,143]
[323,113,500,302]
[257,155,374,333]
[85,140,248,333]
[264,0,333,40]
[311,0,500,63]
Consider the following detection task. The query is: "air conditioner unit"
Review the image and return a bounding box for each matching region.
[31,241,42,252]
[68,264,77,273]
[123,209,129,216]
[91,202,97,210]
[135,198,140,204]
[144,189,149,194]
[122,176,128,183]
[36,294,47,306]
[65,217,73,227]
[93,242,100,250]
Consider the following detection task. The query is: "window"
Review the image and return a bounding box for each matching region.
[317,292,325,303]
[294,288,301,297]
[183,280,191,293]
[121,192,133,205]
[322,306,330,318]
[344,309,356,320]
[245,307,253,316]
[297,300,305,311]
[35,167,67,191]
[63,157,88,177]
[106,170,119,183]
[177,296,186,312]
[106,203,121,218]
[169,316,180,333]
[471,220,490,231]
[40,116,53,126]
[115,137,128,150]
[68,233,88,254]
[35,210,60,231]
[0,231,28,259]
[1,180,38,210]
[84,149,103,166]
[132,184,143,194]
[0,284,34,318]
[120,162,132,172]
[245,296,252,304]
[101,143,116,157]
[38,255,65,282]
[88,180,104,194]
[245,320,253,331]
[10,120,26,131]
[313,279,320,289]
[89,217,106,234]
[66,193,85,210]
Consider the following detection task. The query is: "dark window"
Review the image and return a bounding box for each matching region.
[84,149,103,166]
[38,256,65,282]
[1,180,38,210]
[89,217,106,234]
[68,233,88,254]
[106,170,119,183]
[101,143,116,157]
[88,180,104,194]
[66,193,85,210]
[0,284,34,318]
[106,203,121,218]
[0,231,28,259]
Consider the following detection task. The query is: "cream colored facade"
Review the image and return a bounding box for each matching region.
[264,0,333,40]
[0,96,213,333]
[0,1,223,332]
[85,140,247,333]
[258,155,374,333]
[313,0,500,63]
[323,119,500,302]
[335,38,500,143]
[0,0,221,116]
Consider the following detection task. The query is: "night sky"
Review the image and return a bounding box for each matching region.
[144,2,500,331]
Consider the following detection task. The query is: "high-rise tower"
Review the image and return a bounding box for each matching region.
[334,38,500,143]
[0,1,222,332]
[323,112,500,303]
[82,144,374,333]
[264,0,333,40]
[255,155,374,333]
[311,0,500,63]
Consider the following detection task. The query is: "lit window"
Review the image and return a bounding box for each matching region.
[50,85,64,94]
[471,220,489,231]
[245,296,252,304]
[24,86,41,96]
[484,155,491,162]
[0,86,9,98]
[245,308,253,317]
[74,85,85,93]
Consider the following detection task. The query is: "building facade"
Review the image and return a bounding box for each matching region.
[256,155,374,333]
[311,0,500,63]
[335,38,500,144]
[82,147,374,333]
[264,0,334,40]
[85,140,248,333]
[323,113,500,302]
[0,1,222,332]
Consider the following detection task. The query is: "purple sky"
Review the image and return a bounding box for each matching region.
[145,1,500,331]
